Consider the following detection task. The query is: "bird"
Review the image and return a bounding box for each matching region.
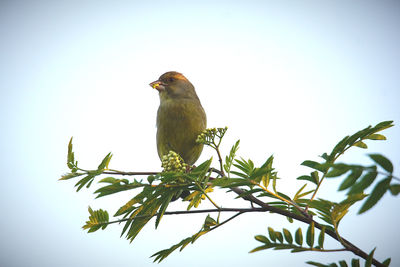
[149,71,207,166]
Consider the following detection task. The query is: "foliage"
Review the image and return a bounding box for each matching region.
[60,122,398,266]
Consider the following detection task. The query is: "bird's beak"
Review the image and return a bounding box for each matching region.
[149,80,166,92]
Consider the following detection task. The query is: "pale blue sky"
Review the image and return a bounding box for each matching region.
[1,1,399,267]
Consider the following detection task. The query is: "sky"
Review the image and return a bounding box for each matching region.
[1,1,399,266]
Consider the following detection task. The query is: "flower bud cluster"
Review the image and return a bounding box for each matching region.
[196,127,228,145]
[161,150,188,173]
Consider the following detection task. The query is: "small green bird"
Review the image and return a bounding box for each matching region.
[150,71,207,166]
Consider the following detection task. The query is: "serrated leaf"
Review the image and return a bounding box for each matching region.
[306,222,315,248]
[295,228,303,246]
[358,177,391,214]
[369,154,393,173]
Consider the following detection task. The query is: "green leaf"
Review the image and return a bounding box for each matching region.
[249,244,274,253]
[268,227,276,242]
[369,154,393,173]
[347,171,378,195]
[373,120,394,132]
[306,261,330,267]
[255,235,270,244]
[351,258,360,267]
[301,160,328,172]
[353,141,367,149]
[311,171,320,184]
[326,164,351,178]
[389,184,400,195]
[97,152,113,171]
[155,193,174,228]
[330,135,350,159]
[318,226,325,248]
[382,258,391,266]
[338,260,349,267]
[365,134,386,140]
[282,228,293,244]
[338,168,363,191]
[59,172,84,180]
[365,248,375,267]
[358,177,391,214]
[224,140,240,176]
[295,228,303,246]
[275,231,283,243]
[306,222,315,248]
[293,184,307,201]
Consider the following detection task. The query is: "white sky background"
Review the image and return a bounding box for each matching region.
[1,1,400,266]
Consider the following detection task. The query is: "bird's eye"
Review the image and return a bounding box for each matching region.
[168,77,175,83]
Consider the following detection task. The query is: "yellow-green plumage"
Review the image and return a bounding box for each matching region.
[150,72,206,165]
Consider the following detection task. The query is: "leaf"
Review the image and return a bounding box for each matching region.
[347,171,377,195]
[249,244,274,253]
[365,134,386,140]
[59,172,84,180]
[318,226,325,248]
[275,231,283,243]
[369,154,393,173]
[82,206,109,233]
[295,228,303,246]
[97,152,113,171]
[224,140,240,175]
[293,184,307,201]
[330,135,350,159]
[326,164,351,178]
[301,160,328,172]
[358,177,391,214]
[353,141,367,149]
[306,261,330,267]
[338,260,349,267]
[306,222,315,248]
[282,228,293,244]
[389,184,400,195]
[382,258,391,266]
[268,227,276,242]
[255,235,270,244]
[155,193,174,228]
[365,248,376,267]
[338,168,363,191]
[351,258,360,267]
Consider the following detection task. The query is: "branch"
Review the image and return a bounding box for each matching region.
[229,186,386,267]
[105,207,267,225]
[104,170,158,176]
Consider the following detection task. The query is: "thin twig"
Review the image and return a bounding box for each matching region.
[104,208,267,225]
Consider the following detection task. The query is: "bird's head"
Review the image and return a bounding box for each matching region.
[149,71,199,102]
